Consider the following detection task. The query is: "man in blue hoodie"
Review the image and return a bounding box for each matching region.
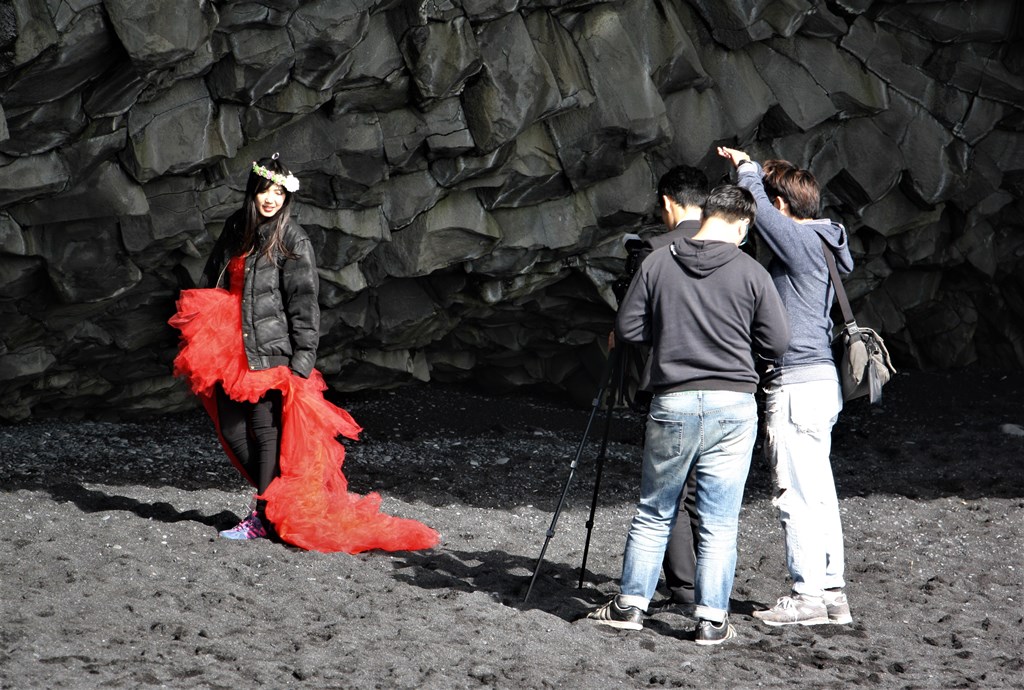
[718,146,855,627]
[588,185,790,645]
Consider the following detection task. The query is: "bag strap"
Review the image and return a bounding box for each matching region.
[820,237,855,327]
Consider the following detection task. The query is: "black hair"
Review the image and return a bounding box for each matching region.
[657,165,710,209]
[701,185,756,225]
[234,156,297,264]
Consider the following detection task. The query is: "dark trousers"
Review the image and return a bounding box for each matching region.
[635,375,701,604]
[662,470,700,604]
[215,386,282,506]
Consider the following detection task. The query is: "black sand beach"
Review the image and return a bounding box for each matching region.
[2,370,1022,688]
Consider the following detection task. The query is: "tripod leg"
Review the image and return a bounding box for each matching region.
[577,345,625,589]
[524,347,621,603]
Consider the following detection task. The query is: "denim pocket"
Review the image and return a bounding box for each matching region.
[646,414,684,459]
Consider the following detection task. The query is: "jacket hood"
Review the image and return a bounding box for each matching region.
[806,219,854,273]
[807,218,847,250]
[670,237,743,278]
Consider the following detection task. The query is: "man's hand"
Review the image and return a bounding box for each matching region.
[717,146,751,168]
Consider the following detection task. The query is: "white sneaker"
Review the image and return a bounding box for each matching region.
[752,594,829,626]
[822,589,853,624]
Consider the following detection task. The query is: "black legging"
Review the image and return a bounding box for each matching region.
[215,385,282,497]
[663,470,700,603]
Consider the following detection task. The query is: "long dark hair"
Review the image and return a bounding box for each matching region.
[233,156,297,264]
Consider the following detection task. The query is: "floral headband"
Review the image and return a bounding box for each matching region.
[252,154,300,192]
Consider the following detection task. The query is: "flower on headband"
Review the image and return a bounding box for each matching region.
[252,161,300,192]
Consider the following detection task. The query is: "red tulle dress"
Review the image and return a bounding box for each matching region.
[168,255,439,553]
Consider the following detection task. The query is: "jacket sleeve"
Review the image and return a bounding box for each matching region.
[736,162,810,270]
[280,228,320,378]
[750,271,790,361]
[614,265,652,346]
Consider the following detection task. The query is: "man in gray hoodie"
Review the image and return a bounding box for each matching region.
[718,146,855,627]
[588,185,790,645]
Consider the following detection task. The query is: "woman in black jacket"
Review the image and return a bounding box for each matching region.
[198,155,314,541]
[169,155,438,553]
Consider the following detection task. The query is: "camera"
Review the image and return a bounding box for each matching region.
[613,233,645,303]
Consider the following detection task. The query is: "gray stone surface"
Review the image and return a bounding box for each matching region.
[584,156,654,228]
[9,162,148,225]
[373,277,460,348]
[0,255,43,300]
[380,99,475,170]
[290,5,371,92]
[399,14,482,101]
[621,0,709,94]
[302,204,391,279]
[698,38,776,143]
[104,0,217,72]
[749,42,835,135]
[461,12,561,153]
[689,0,816,49]
[371,170,446,230]
[545,5,670,188]
[471,191,597,277]
[0,152,70,207]
[475,123,569,210]
[365,191,500,280]
[0,213,25,254]
[1,5,116,109]
[770,35,889,118]
[2,0,59,72]
[1,92,87,156]
[207,30,296,106]
[124,79,244,183]
[523,10,594,112]
[0,0,1022,419]
[24,219,142,304]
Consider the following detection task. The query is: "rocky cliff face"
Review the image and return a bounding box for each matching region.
[1,0,1022,420]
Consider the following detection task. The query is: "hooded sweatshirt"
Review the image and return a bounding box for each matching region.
[615,236,790,394]
[737,161,854,383]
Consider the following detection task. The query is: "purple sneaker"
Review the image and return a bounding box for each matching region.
[219,511,267,540]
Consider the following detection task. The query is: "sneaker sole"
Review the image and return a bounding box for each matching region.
[757,615,830,627]
[828,613,853,625]
[589,618,643,631]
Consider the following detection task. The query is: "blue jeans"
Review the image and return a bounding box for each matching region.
[618,391,757,623]
[763,377,844,598]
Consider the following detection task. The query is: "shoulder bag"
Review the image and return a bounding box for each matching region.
[821,239,896,404]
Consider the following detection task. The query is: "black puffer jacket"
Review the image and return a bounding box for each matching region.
[200,211,320,378]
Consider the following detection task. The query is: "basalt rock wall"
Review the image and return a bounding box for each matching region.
[0,0,1022,420]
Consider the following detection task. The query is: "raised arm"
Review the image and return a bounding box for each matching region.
[717,147,814,269]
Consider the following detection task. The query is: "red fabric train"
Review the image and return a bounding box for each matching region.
[169,258,439,553]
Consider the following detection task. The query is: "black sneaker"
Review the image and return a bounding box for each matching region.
[695,617,736,646]
[587,596,644,630]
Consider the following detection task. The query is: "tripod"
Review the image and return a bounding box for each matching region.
[523,340,644,603]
